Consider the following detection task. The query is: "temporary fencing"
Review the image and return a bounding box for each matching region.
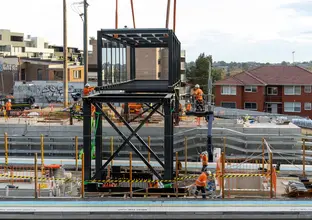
[218,138,277,198]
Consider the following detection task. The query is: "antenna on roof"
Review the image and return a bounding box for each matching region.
[292,51,295,65]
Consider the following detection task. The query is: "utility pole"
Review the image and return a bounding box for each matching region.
[83,0,88,85]
[292,51,295,64]
[63,0,68,107]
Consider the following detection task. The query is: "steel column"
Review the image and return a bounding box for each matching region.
[95,31,103,179]
[130,46,136,80]
[83,99,92,181]
[107,103,165,168]
[174,88,180,125]
[168,31,173,86]
[164,98,173,180]
[92,103,162,180]
[207,112,214,162]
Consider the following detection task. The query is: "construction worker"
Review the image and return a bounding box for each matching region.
[200,151,208,172]
[195,169,211,199]
[5,99,12,118]
[193,84,204,112]
[83,83,94,96]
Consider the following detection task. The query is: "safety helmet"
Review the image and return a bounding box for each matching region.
[85,83,90,87]
[195,84,200,88]
[202,151,208,155]
[8,99,11,102]
[204,169,211,176]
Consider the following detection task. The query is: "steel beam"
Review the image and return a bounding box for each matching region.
[92,103,162,180]
[86,94,169,103]
[82,99,92,181]
[107,103,165,168]
[100,28,170,35]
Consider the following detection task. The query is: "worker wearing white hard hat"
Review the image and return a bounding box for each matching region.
[83,83,94,96]
[194,84,204,112]
[200,151,208,172]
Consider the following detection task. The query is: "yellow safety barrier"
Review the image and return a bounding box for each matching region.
[0,173,267,183]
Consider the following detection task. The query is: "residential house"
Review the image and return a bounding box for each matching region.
[0,29,25,56]
[20,58,84,82]
[214,65,312,118]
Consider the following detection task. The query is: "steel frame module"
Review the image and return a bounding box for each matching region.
[83,28,181,182]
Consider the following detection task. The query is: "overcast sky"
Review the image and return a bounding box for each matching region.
[2,0,312,63]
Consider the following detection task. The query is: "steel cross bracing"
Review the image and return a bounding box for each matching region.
[83,93,175,181]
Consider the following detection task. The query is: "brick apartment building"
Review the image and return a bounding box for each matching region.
[214,65,312,118]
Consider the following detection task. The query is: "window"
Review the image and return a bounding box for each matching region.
[244,102,257,110]
[158,59,161,65]
[158,72,161,78]
[54,71,63,80]
[305,103,312,110]
[267,87,278,95]
[0,35,2,41]
[21,69,25,81]
[304,86,311,93]
[244,85,257,92]
[10,35,23,42]
[221,85,236,95]
[37,69,43,80]
[73,70,82,79]
[221,102,236,108]
[284,102,301,112]
[284,86,301,95]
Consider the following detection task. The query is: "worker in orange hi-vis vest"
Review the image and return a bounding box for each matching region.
[83,83,94,96]
[200,151,208,172]
[195,169,211,199]
[193,84,204,111]
[5,99,12,119]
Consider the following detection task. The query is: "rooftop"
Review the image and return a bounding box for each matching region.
[215,65,312,86]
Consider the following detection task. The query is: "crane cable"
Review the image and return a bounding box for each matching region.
[130,0,136,28]
[166,0,177,32]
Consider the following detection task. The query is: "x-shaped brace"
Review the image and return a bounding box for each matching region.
[92,102,162,180]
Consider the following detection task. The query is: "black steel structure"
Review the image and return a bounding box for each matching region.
[83,28,181,183]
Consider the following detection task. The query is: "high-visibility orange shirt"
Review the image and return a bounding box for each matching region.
[186,104,191,112]
[194,88,203,101]
[195,172,207,187]
[200,154,208,166]
[91,104,96,116]
[83,87,94,96]
[5,102,12,111]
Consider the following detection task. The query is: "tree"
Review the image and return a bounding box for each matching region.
[186,53,222,94]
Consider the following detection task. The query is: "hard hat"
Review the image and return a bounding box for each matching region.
[85,83,90,87]
[202,151,208,155]
[8,99,11,102]
[195,84,200,88]
[204,169,211,176]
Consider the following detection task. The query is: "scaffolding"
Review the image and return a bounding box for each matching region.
[83,28,181,183]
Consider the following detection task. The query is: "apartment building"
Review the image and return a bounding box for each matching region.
[214,65,312,118]
[0,29,25,56]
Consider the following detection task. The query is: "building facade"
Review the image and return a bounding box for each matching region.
[20,58,84,82]
[0,29,25,56]
[214,65,312,118]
